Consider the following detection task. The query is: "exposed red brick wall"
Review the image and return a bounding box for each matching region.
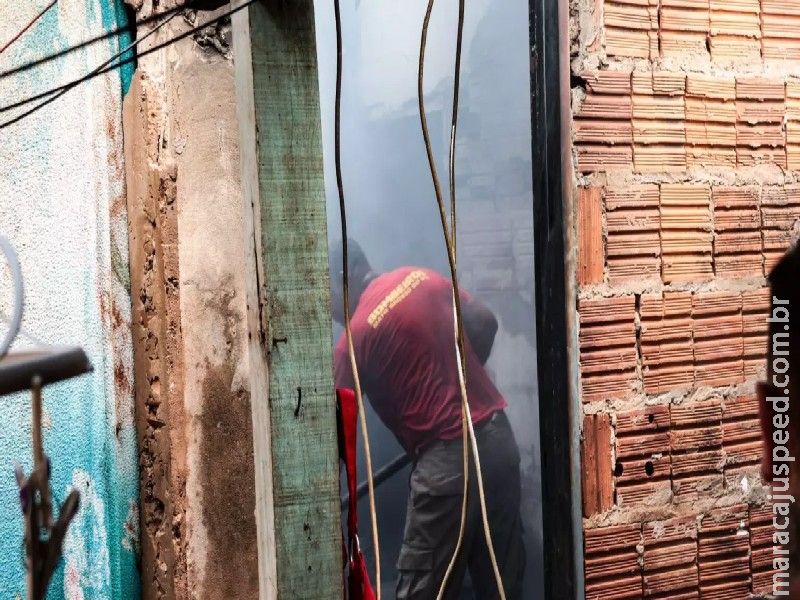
[571,0,800,597]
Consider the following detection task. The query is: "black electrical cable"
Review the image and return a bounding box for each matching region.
[0,0,202,82]
[0,0,255,131]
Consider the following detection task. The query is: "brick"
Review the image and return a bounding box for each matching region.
[714,254,764,279]
[578,188,603,285]
[664,0,708,9]
[644,363,695,394]
[606,205,662,267]
[585,545,641,580]
[701,555,752,584]
[686,146,737,169]
[670,398,723,426]
[617,430,671,460]
[616,453,671,484]
[715,230,762,253]
[725,441,762,467]
[662,255,714,282]
[662,30,710,56]
[737,99,785,124]
[684,121,735,147]
[653,72,688,95]
[585,576,643,600]
[692,290,742,315]
[661,7,710,32]
[644,565,698,596]
[580,296,636,324]
[642,340,692,365]
[685,97,736,124]
[736,77,786,100]
[736,122,785,148]
[671,426,723,452]
[582,71,633,95]
[580,322,637,349]
[608,256,662,281]
[737,146,788,169]
[585,523,642,554]
[607,205,660,232]
[607,231,660,257]
[578,94,633,119]
[762,0,800,14]
[633,119,686,145]
[606,185,660,210]
[605,1,652,29]
[695,360,744,387]
[696,506,752,596]
[606,27,651,59]
[574,119,633,144]
[743,312,769,336]
[582,374,636,403]
[616,481,673,507]
[616,405,671,434]
[686,74,736,100]
[661,183,712,208]
[694,337,744,362]
[762,13,800,39]
[742,288,772,312]
[764,37,800,62]
[672,450,723,476]
[722,418,760,445]
[633,95,686,120]
[581,346,638,374]
[712,186,759,209]
[710,9,760,37]
[709,35,761,62]
[643,518,698,572]
[633,71,687,96]
[581,414,613,517]
[673,474,724,502]
[723,395,758,420]
[577,144,634,173]
[709,0,758,10]
[786,121,800,145]
[714,208,760,231]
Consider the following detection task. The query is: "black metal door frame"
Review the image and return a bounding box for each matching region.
[529,0,582,597]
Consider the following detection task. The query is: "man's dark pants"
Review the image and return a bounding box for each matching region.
[396,411,526,599]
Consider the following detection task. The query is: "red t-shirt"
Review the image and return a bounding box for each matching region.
[334,267,507,456]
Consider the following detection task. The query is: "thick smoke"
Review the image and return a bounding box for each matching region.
[314,2,543,597]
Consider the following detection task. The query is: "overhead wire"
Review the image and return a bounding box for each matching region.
[0,0,255,130]
[0,6,181,130]
[333,0,381,596]
[0,2,195,82]
[0,0,59,56]
[417,1,507,598]
[435,0,470,596]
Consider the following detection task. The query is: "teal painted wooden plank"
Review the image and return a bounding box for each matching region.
[233,1,343,598]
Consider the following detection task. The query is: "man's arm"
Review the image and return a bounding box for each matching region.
[461,293,498,365]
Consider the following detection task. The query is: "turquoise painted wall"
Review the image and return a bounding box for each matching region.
[0,2,139,598]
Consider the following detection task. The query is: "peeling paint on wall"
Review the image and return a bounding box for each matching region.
[0,1,139,598]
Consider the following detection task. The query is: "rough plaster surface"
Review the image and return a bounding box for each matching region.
[0,2,138,598]
[123,6,256,597]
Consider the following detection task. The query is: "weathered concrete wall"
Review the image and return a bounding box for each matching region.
[0,2,138,598]
[123,4,257,598]
[570,0,800,598]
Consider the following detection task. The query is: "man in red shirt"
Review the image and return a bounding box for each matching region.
[330,239,525,600]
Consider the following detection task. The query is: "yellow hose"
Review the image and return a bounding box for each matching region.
[417,0,507,598]
[333,0,381,597]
